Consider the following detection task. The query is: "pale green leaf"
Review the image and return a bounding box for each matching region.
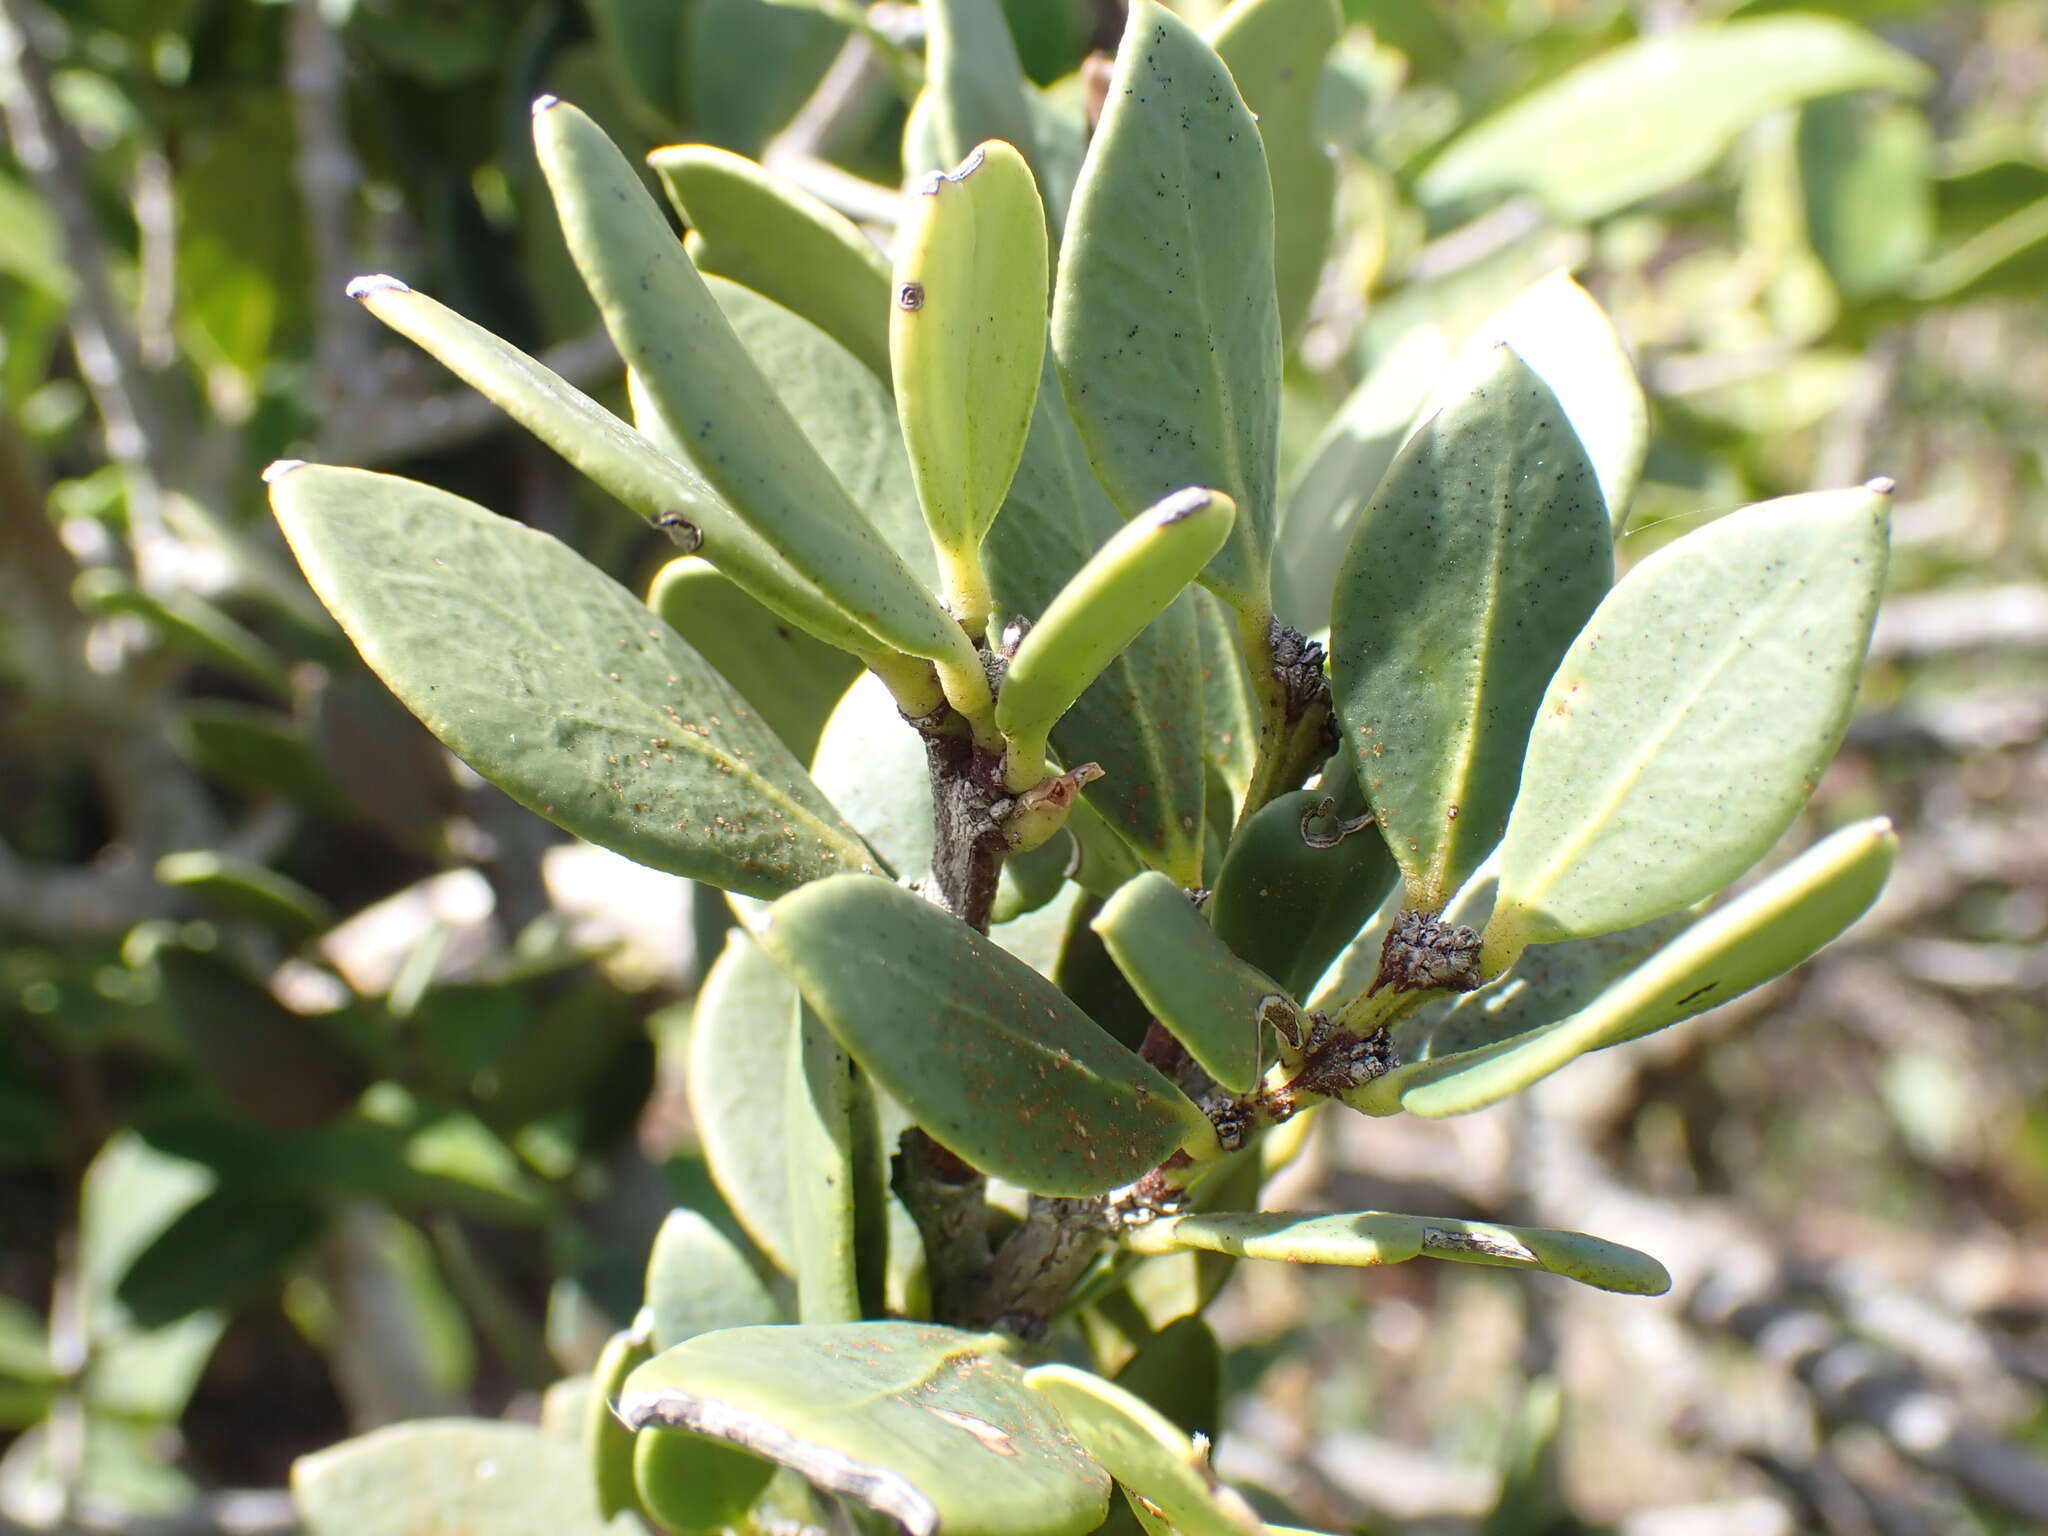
[1331,347,1613,909]
[1053,0,1282,614]
[619,1323,1111,1536]
[645,1210,778,1351]
[1381,818,1895,1117]
[1025,1366,1259,1536]
[1420,17,1932,222]
[1208,0,1342,345]
[650,144,893,379]
[270,465,876,899]
[293,1420,635,1536]
[1120,1211,1670,1295]
[1488,485,1890,956]
[687,933,801,1269]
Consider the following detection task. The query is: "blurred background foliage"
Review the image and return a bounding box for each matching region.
[0,0,2044,1532]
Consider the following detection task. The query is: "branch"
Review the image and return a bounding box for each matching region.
[0,0,177,516]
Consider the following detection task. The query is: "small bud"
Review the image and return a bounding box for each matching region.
[1368,908,1483,997]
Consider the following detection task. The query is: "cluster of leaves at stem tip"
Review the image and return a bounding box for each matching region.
[271,1,1898,1532]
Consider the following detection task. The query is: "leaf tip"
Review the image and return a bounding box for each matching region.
[1863,474,1897,497]
[1153,486,1215,526]
[344,273,410,301]
[531,93,561,116]
[261,459,308,485]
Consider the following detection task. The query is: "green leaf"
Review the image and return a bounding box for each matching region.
[893,141,1049,622]
[696,275,935,586]
[1419,17,1931,222]
[1426,271,1649,531]
[619,1323,1111,1536]
[683,0,843,158]
[1799,96,1933,303]
[1053,0,1282,614]
[916,0,1051,221]
[810,670,932,880]
[1912,192,2048,303]
[271,466,876,899]
[115,1187,326,1329]
[1192,591,1259,815]
[1331,347,1613,910]
[996,489,1234,801]
[1207,786,1399,1002]
[154,851,332,941]
[758,875,1210,1195]
[586,1328,652,1520]
[1119,1211,1671,1296]
[787,997,879,1323]
[532,99,966,667]
[646,1210,779,1351]
[647,557,860,763]
[650,145,893,380]
[1094,872,1288,1093]
[1207,0,1342,345]
[1486,485,1890,958]
[1384,818,1895,1118]
[634,1428,777,1534]
[344,276,876,659]
[151,941,366,1130]
[293,1420,633,1536]
[985,362,1209,885]
[687,932,803,1269]
[1024,1365,1260,1536]
[170,704,351,815]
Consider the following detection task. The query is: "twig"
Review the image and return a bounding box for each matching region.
[286,0,379,418]
[0,0,178,556]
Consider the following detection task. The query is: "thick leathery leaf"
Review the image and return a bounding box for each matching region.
[916,0,1054,223]
[1424,271,1648,531]
[1193,592,1258,814]
[1120,1211,1670,1296]
[997,489,1233,796]
[1094,872,1287,1093]
[1207,787,1399,1001]
[1025,1366,1259,1536]
[1486,485,1890,959]
[293,1420,632,1536]
[894,142,1049,622]
[696,277,934,586]
[1384,819,1894,1118]
[634,1429,776,1534]
[270,465,874,898]
[1208,0,1342,345]
[533,99,965,666]
[344,276,873,657]
[1053,1,1282,614]
[758,875,1209,1194]
[1419,17,1930,222]
[619,1323,1111,1536]
[586,1328,651,1519]
[647,556,860,762]
[1331,348,1612,910]
[686,933,801,1268]
[645,1210,778,1350]
[810,670,931,880]
[787,997,874,1323]
[649,144,893,379]
[985,361,1207,884]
